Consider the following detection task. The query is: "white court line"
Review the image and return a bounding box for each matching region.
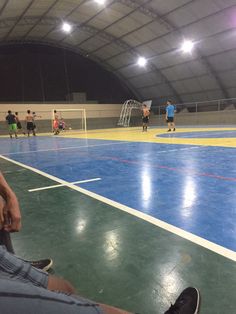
[1,154,235,262]
[28,178,101,192]
[1,141,130,156]
[2,143,201,157]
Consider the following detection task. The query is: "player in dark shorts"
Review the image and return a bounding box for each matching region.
[166,100,176,132]
[142,104,150,132]
[5,110,17,139]
[15,112,25,135]
[25,110,36,136]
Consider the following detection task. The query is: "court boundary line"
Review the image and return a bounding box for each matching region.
[1,154,235,262]
[28,178,101,192]
[1,141,130,156]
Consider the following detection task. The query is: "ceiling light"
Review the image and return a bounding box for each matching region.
[94,0,106,4]
[181,40,194,53]
[137,57,147,67]
[61,22,72,33]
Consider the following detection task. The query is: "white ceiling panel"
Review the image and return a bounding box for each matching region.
[27,24,53,38]
[161,63,194,81]
[93,44,125,60]
[129,72,163,88]
[218,70,236,87]
[148,0,193,16]
[88,2,134,30]
[197,75,219,90]
[49,1,83,19]
[107,52,135,69]
[8,25,33,38]
[140,84,172,98]
[106,12,152,38]
[172,78,202,94]
[79,36,111,52]
[26,0,59,16]
[207,50,236,71]
[181,8,233,41]
[1,0,32,18]
[122,27,158,47]
[152,50,197,69]
[117,66,153,79]
[166,0,220,27]
[226,87,236,98]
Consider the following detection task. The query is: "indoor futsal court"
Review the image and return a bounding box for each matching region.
[0,1,236,314]
[0,126,236,313]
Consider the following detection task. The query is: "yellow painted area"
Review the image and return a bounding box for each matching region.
[1,127,235,147]
[63,127,236,148]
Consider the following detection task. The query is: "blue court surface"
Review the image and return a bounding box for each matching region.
[0,135,235,252]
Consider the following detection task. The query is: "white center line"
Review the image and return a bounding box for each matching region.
[28,178,102,192]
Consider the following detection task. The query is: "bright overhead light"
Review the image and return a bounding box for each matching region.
[94,0,106,4]
[137,56,147,67]
[61,22,72,33]
[181,40,194,53]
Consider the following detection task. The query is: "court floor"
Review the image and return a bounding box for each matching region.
[0,126,236,314]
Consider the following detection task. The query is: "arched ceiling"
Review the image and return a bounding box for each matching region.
[0,0,236,104]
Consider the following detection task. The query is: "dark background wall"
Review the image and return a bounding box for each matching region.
[0,44,134,103]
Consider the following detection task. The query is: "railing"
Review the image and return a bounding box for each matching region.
[152,97,236,115]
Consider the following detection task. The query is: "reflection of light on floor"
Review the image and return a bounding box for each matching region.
[141,167,152,208]
[161,269,181,295]
[76,218,87,233]
[104,231,119,260]
[182,177,197,217]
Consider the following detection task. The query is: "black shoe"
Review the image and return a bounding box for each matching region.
[167,129,171,132]
[29,259,53,272]
[173,128,176,131]
[165,287,200,314]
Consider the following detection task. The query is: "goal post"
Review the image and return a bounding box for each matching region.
[52,108,87,133]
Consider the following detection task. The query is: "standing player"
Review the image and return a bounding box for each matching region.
[32,112,42,132]
[142,104,150,132]
[166,100,176,132]
[15,112,25,135]
[5,111,17,139]
[25,110,36,136]
[53,110,60,135]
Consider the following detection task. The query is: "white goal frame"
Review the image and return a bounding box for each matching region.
[52,108,87,132]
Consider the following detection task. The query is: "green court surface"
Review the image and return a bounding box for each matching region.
[2,158,236,314]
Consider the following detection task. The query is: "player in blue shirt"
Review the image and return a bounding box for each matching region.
[166,100,176,132]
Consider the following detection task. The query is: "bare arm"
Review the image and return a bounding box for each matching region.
[0,172,21,232]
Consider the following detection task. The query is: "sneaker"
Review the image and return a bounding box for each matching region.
[167,129,171,132]
[29,259,53,272]
[165,287,200,314]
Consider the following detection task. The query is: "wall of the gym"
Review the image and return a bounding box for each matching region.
[0,103,127,134]
[151,110,236,126]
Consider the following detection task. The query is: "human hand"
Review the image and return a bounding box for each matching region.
[3,193,22,232]
[0,196,4,229]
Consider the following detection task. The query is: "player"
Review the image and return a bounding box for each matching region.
[58,118,66,131]
[32,112,42,132]
[5,110,17,139]
[15,112,25,135]
[142,104,150,132]
[25,110,36,136]
[166,100,176,132]
[53,110,60,135]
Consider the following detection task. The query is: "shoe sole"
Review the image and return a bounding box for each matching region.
[194,288,200,314]
[43,259,53,272]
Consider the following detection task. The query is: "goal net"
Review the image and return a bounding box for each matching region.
[52,109,87,133]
